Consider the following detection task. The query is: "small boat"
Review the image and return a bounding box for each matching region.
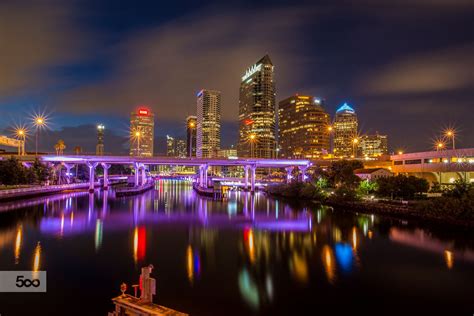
[108,264,188,316]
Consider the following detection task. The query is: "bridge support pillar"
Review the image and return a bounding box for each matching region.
[300,165,309,182]
[102,163,111,190]
[250,166,256,193]
[63,163,75,184]
[134,163,140,187]
[285,167,294,184]
[244,165,250,190]
[141,165,147,185]
[87,162,99,193]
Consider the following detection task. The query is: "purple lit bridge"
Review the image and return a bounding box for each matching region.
[19,155,312,193]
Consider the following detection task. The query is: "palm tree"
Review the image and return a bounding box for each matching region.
[55,139,66,155]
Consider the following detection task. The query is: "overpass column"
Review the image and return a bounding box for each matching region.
[101,163,111,190]
[63,163,75,184]
[86,162,99,193]
[203,164,209,188]
[300,165,309,182]
[198,165,204,186]
[285,167,294,184]
[141,164,147,185]
[134,163,140,187]
[250,165,256,193]
[244,165,250,190]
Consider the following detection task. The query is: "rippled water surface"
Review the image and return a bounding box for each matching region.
[0,180,473,315]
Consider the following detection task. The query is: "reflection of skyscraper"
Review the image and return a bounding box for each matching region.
[96,124,105,155]
[130,108,154,157]
[278,95,330,158]
[186,115,197,157]
[334,103,358,158]
[238,55,276,158]
[197,89,221,158]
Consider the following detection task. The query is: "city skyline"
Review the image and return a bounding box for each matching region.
[1,0,473,154]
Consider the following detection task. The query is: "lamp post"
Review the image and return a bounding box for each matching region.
[188,121,195,158]
[352,138,359,158]
[327,125,333,154]
[33,116,46,156]
[135,130,141,157]
[15,128,26,155]
[445,130,455,150]
[437,142,444,152]
[249,134,256,158]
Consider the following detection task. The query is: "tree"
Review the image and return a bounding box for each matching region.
[31,158,51,184]
[376,175,429,200]
[358,179,378,196]
[327,160,363,189]
[0,157,28,185]
[55,139,66,155]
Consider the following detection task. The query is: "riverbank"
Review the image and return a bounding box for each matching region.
[326,199,474,228]
[264,187,474,228]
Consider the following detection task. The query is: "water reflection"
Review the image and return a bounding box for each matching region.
[0,180,473,315]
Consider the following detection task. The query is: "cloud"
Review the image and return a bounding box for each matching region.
[358,45,474,96]
[54,6,318,121]
[0,0,88,97]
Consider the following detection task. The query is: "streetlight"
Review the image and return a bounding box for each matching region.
[33,115,47,155]
[352,138,359,158]
[437,142,445,151]
[249,133,256,158]
[444,129,456,150]
[15,128,27,155]
[134,130,141,156]
[188,121,195,158]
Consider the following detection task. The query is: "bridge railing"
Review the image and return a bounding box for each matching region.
[0,182,99,196]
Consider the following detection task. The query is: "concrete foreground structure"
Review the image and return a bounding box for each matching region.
[391,148,474,184]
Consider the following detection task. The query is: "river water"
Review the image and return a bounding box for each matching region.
[0,180,473,315]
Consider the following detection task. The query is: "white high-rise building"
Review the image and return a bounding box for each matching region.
[196,89,221,158]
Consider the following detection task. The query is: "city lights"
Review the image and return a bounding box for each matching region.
[32,113,48,156]
[443,128,457,150]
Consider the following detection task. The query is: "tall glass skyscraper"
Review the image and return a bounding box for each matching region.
[334,103,358,158]
[238,55,276,158]
[130,108,154,157]
[96,124,105,156]
[196,89,221,158]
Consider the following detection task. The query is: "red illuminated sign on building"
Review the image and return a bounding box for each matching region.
[138,109,149,115]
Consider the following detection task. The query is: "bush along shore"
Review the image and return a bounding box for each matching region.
[265,160,474,228]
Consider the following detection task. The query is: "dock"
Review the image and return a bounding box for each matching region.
[115,182,155,197]
[108,265,188,316]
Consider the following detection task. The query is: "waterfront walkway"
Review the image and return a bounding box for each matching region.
[0,182,100,201]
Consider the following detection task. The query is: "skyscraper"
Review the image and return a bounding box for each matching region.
[334,103,358,158]
[96,124,105,156]
[238,55,276,158]
[196,89,221,158]
[359,133,388,158]
[130,108,154,157]
[166,135,176,157]
[186,115,197,157]
[278,95,330,158]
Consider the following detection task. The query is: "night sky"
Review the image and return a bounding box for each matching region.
[1,0,473,155]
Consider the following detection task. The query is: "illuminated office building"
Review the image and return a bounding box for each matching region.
[238,55,276,158]
[334,103,358,158]
[130,108,154,157]
[196,89,221,158]
[278,95,330,158]
[167,135,187,158]
[96,124,105,156]
[186,115,197,157]
[359,133,388,157]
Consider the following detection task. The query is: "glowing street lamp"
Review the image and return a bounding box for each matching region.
[33,115,47,155]
[352,138,359,158]
[134,130,141,156]
[249,134,257,157]
[15,128,27,155]
[444,129,456,150]
[437,142,445,151]
[188,121,195,157]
